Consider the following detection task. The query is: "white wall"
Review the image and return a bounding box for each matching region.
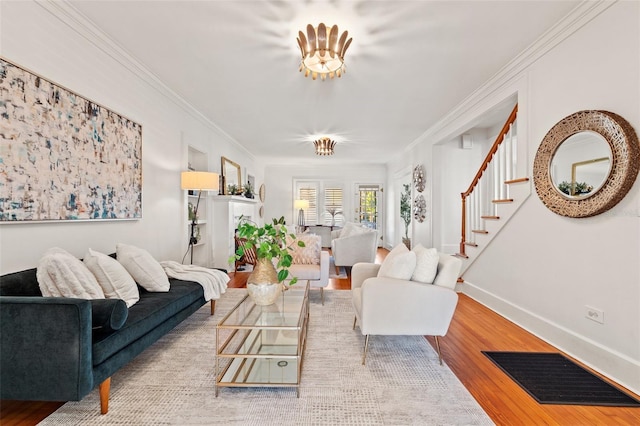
[0,1,253,272]
[420,1,640,393]
[263,163,385,238]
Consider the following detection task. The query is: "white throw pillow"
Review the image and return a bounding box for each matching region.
[116,243,170,292]
[287,234,321,265]
[339,222,361,238]
[377,243,416,280]
[84,248,140,307]
[411,244,439,284]
[37,247,105,299]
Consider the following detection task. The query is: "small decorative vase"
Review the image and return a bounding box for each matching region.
[246,258,281,306]
[402,237,411,250]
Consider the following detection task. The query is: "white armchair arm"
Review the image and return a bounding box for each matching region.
[318,250,330,287]
[351,262,381,290]
[355,277,458,336]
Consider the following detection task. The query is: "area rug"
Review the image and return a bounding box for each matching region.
[329,256,347,279]
[483,351,640,407]
[40,290,492,425]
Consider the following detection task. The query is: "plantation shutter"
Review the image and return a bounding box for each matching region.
[298,186,317,225]
[323,187,343,226]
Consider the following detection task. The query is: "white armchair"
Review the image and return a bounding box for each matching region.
[282,234,330,304]
[351,252,462,365]
[330,224,378,267]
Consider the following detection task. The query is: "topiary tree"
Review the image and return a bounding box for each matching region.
[400,183,411,240]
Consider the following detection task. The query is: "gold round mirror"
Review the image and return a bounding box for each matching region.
[550,131,612,199]
[534,110,639,218]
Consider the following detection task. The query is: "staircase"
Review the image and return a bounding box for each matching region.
[456,104,531,275]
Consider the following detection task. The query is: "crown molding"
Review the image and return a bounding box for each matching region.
[37,0,255,161]
[405,0,617,152]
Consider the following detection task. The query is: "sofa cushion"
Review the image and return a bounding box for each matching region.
[91,299,128,332]
[0,268,42,296]
[116,243,170,292]
[37,248,105,299]
[91,280,204,365]
[287,234,320,265]
[411,244,439,284]
[377,243,416,280]
[84,249,140,307]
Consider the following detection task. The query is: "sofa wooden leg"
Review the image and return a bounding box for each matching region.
[434,336,443,366]
[362,335,370,365]
[99,377,111,414]
[352,316,357,330]
[210,300,216,315]
[320,287,324,305]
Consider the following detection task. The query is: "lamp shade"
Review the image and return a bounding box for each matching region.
[294,199,309,210]
[181,171,219,191]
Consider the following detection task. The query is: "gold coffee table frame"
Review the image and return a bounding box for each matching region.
[215,281,309,397]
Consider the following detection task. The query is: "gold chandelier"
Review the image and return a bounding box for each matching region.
[314,137,336,155]
[297,23,352,81]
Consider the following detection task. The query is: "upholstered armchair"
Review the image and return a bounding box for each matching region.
[330,223,378,267]
[351,246,462,365]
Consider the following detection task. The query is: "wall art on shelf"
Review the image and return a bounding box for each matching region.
[0,58,143,222]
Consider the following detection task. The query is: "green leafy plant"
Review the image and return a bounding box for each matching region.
[272,216,286,225]
[244,182,254,199]
[557,181,593,196]
[400,183,411,239]
[230,217,304,284]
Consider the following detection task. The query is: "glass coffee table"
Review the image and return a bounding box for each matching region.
[215,281,309,397]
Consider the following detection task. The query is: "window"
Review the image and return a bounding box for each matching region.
[358,184,380,230]
[296,183,318,225]
[323,187,343,226]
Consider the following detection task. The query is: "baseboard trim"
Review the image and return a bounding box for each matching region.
[462,280,640,396]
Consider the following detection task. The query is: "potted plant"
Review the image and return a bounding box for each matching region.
[400,183,412,249]
[230,217,304,305]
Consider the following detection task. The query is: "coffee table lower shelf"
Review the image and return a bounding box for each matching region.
[215,283,309,397]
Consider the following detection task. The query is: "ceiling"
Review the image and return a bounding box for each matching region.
[69,0,580,165]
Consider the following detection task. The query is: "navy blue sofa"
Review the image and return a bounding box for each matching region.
[0,259,220,414]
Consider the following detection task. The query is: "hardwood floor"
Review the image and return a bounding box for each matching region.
[3,248,639,425]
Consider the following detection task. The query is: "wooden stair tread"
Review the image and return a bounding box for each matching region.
[505,177,529,184]
[492,198,514,204]
[481,215,500,220]
[471,229,489,234]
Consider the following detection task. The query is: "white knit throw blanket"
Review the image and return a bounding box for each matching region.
[160,261,229,301]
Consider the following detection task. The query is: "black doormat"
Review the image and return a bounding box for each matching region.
[482,351,640,407]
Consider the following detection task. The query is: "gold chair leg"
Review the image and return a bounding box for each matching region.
[434,336,443,366]
[362,335,369,365]
[352,316,357,330]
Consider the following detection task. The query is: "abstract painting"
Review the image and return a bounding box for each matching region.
[0,58,142,221]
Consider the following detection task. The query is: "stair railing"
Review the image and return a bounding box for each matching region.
[459,104,518,257]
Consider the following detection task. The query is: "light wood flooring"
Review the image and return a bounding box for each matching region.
[2,248,639,425]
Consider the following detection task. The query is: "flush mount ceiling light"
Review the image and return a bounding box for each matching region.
[297,23,352,81]
[314,137,336,155]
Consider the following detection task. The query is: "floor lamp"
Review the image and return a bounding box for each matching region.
[181,171,219,264]
[294,199,309,233]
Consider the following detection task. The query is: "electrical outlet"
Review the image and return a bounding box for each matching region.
[585,306,604,324]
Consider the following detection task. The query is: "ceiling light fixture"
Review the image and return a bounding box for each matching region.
[297,23,352,81]
[314,137,336,155]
